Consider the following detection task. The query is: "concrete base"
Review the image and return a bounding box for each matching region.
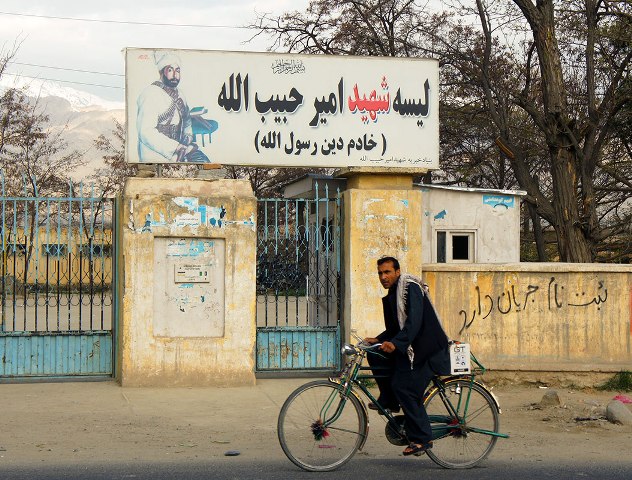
[118,177,257,387]
[341,171,423,342]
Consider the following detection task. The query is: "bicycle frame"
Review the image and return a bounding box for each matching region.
[327,344,508,442]
[277,341,509,472]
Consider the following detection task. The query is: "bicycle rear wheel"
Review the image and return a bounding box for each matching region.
[278,380,367,472]
[424,379,499,469]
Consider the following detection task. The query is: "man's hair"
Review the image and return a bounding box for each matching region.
[377,256,400,270]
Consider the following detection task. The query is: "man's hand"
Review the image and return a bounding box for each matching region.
[379,341,396,353]
[363,337,379,345]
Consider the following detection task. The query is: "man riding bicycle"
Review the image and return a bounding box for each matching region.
[364,256,450,456]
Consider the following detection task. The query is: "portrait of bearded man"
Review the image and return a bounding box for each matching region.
[136,51,213,163]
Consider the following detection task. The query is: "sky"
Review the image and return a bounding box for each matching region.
[0,0,307,105]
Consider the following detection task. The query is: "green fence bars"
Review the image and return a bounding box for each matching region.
[0,170,115,379]
[256,183,343,372]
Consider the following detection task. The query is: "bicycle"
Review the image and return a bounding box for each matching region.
[277,338,509,471]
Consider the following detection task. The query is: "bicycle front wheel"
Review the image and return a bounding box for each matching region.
[278,380,367,472]
[424,379,499,469]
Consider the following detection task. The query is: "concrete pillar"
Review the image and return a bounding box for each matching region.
[117,178,257,386]
[338,167,426,342]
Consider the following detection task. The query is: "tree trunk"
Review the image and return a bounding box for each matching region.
[527,203,547,261]
[549,148,593,262]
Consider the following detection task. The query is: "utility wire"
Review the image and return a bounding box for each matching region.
[8,61,124,77]
[0,11,249,29]
[2,72,123,89]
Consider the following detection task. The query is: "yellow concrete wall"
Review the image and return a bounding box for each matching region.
[423,263,632,372]
[119,177,257,387]
[343,185,423,340]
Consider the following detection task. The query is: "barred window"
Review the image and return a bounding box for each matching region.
[6,243,27,256]
[78,244,113,258]
[42,244,68,257]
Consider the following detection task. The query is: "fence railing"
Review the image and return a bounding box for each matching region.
[256,183,342,329]
[0,171,113,334]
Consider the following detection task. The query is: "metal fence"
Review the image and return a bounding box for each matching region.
[256,183,343,372]
[0,172,114,378]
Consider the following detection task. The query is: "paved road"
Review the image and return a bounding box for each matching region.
[3,458,632,480]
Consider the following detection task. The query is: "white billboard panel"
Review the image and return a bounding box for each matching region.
[125,48,439,169]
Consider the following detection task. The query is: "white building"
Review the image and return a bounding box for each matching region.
[417,184,525,264]
[283,175,526,264]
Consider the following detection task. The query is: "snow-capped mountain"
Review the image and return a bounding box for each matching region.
[1,75,124,111]
[1,77,125,181]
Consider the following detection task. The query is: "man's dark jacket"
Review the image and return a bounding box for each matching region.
[377,278,449,369]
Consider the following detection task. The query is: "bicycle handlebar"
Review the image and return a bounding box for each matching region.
[341,341,383,357]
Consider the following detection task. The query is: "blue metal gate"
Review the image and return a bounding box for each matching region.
[256,184,342,372]
[0,172,115,379]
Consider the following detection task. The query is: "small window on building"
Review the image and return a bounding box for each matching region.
[42,244,68,257]
[435,231,475,263]
[452,234,471,261]
[78,244,113,258]
[436,232,447,263]
[9,244,27,256]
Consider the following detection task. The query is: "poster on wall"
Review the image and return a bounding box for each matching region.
[125,48,439,169]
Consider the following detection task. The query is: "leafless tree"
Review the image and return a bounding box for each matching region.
[253,0,632,262]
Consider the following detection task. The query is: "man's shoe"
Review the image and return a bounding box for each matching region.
[402,442,433,456]
[368,402,400,414]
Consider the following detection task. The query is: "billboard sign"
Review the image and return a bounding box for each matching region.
[125,48,439,168]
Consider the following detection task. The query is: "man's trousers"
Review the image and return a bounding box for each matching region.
[367,348,450,444]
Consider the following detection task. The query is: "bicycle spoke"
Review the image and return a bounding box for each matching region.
[326,425,365,436]
[425,379,499,469]
[278,380,367,472]
[464,402,493,422]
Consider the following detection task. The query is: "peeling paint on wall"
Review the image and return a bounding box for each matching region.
[128,200,135,231]
[385,215,403,221]
[173,197,226,229]
[207,205,227,227]
[154,213,167,227]
[400,199,409,208]
[142,214,153,233]
[129,197,255,236]
[434,210,447,220]
[224,214,256,231]
[363,198,384,209]
[154,237,225,337]
[173,197,199,210]
[121,178,257,386]
[167,239,216,258]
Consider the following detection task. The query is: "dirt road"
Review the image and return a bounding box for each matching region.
[0,377,630,469]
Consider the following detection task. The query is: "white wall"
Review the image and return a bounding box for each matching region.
[419,185,524,264]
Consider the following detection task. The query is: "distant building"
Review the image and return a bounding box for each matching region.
[1,224,112,288]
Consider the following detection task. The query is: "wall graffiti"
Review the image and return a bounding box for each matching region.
[459,276,608,334]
